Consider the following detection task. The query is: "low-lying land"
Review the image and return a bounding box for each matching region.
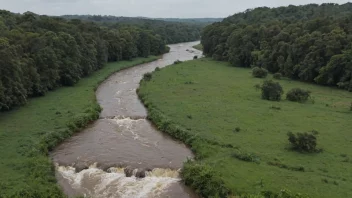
[138,58,352,197]
[0,56,158,197]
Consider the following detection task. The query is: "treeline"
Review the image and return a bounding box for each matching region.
[0,10,174,111]
[202,3,352,91]
[62,15,203,44]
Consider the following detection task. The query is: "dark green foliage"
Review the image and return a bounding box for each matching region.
[273,73,282,80]
[261,80,284,101]
[201,3,352,91]
[182,161,230,198]
[322,179,329,184]
[143,72,152,81]
[235,127,241,132]
[0,10,195,111]
[174,60,183,64]
[252,67,268,78]
[233,151,260,163]
[62,15,203,44]
[193,55,198,59]
[267,161,305,172]
[287,132,318,153]
[155,67,161,71]
[270,105,281,110]
[286,88,311,103]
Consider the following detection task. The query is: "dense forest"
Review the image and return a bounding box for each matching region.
[0,10,201,111]
[202,3,352,91]
[61,15,205,44]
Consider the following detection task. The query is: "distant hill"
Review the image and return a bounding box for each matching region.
[154,18,223,24]
[60,15,204,44]
[61,15,222,25]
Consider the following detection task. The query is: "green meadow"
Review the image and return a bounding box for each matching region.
[0,56,158,197]
[138,58,352,197]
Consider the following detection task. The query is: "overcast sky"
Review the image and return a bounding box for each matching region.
[0,0,350,18]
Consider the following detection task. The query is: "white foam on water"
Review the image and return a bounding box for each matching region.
[56,164,181,198]
[113,117,146,141]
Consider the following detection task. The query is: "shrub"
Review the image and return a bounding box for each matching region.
[193,55,198,59]
[270,105,281,110]
[252,67,268,78]
[233,151,260,163]
[261,80,284,101]
[182,160,230,198]
[273,73,282,80]
[155,67,161,71]
[174,60,183,64]
[286,88,311,103]
[287,132,318,153]
[267,161,305,172]
[143,72,152,81]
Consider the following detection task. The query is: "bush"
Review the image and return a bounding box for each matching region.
[252,67,268,78]
[182,161,230,198]
[273,73,282,80]
[174,60,183,64]
[233,151,260,163]
[261,80,284,101]
[155,67,161,71]
[286,88,311,103]
[193,55,198,59]
[287,132,318,153]
[143,72,152,81]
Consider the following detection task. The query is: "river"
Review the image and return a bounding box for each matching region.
[51,41,202,198]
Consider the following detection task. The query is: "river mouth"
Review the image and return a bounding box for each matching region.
[51,41,202,198]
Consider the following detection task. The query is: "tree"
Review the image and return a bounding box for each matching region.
[287,132,318,153]
[261,80,284,101]
[286,88,311,102]
[201,3,352,91]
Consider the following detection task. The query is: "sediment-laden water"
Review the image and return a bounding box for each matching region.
[51,41,202,198]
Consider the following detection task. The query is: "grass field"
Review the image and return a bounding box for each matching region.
[0,56,158,197]
[192,43,203,51]
[138,58,352,197]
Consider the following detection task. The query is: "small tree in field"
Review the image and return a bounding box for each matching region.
[287,132,318,153]
[286,88,311,103]
[273,73,282,80]
[261,80,283,101]
[252,67,268,78]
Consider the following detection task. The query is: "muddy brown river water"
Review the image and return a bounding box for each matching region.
[51,41,202,198]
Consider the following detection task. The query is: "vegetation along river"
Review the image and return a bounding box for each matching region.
[51,41,202,198]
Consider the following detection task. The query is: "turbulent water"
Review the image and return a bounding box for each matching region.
[51,42,202,198]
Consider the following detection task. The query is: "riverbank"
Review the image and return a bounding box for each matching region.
[0,56,158,197]
[192,43,203,51]
[137,58,352,197]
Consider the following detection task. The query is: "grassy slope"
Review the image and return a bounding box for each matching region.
[192,43,203,51]
[138,58,352,197]
[0,56,158,197]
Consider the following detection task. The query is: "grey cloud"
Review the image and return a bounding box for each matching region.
[0,0,350,17]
